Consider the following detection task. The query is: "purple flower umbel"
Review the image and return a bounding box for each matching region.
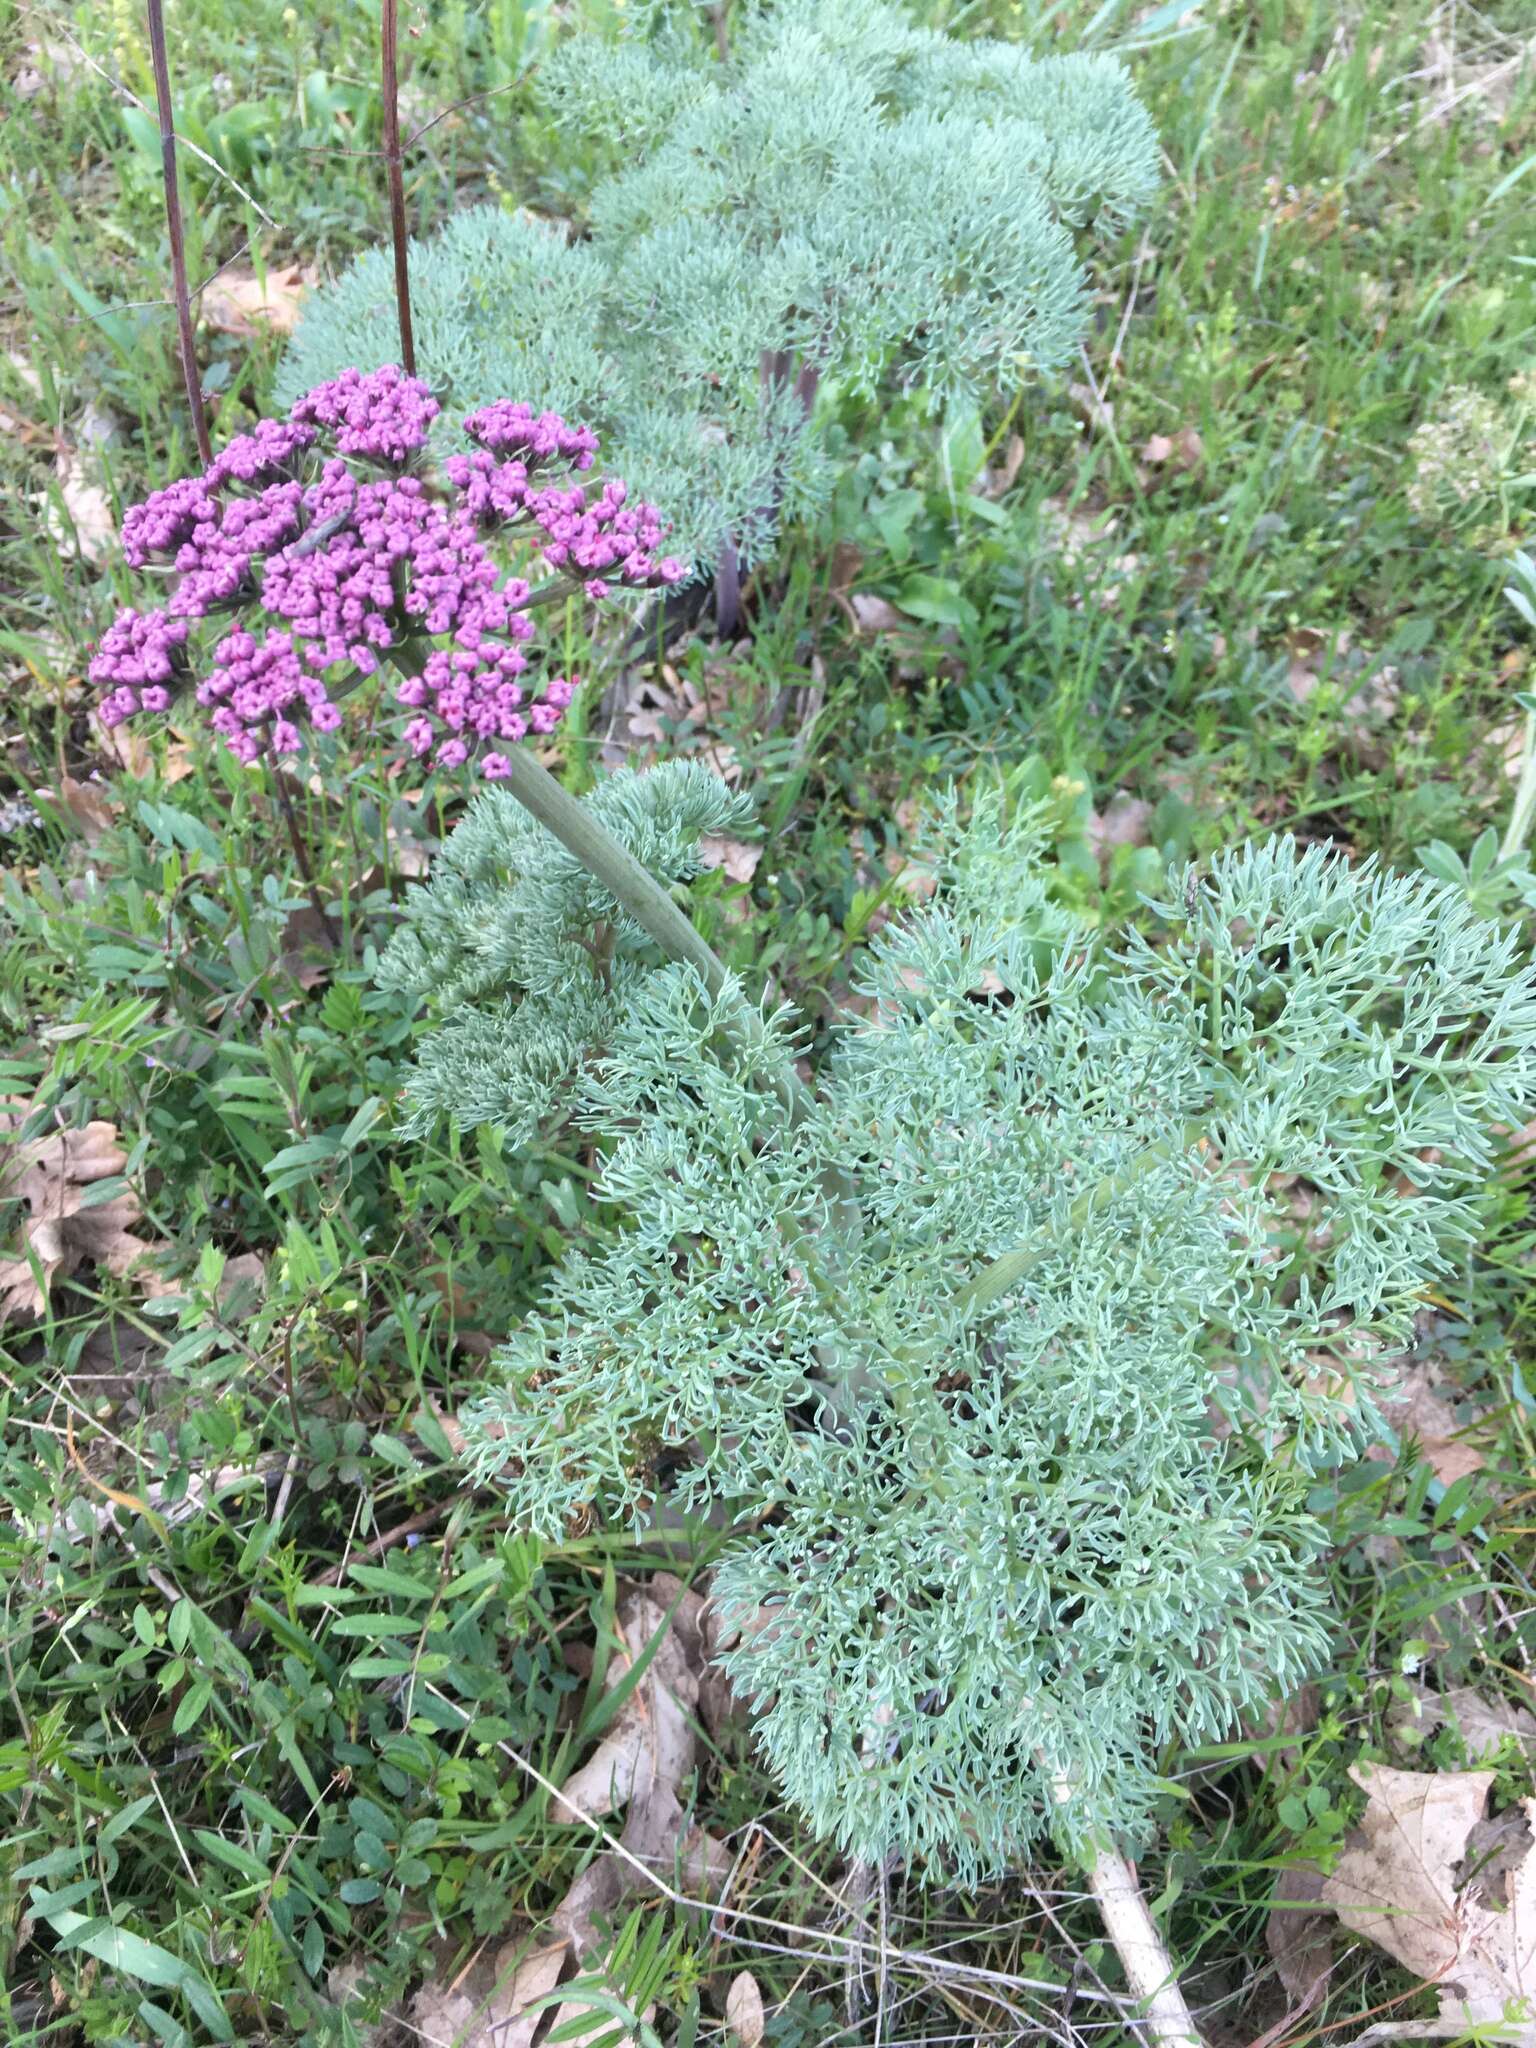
[91,366,685,778]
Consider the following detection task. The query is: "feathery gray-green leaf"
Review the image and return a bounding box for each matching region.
[389,770,1536,1874]
[281,0,1158,573]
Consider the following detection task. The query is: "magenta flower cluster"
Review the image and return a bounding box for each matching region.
[91,366,686,777]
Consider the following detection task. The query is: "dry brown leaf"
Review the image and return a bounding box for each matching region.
[1253,1682,1321,1778]
[278,901,341,992]
[12,37,83,97]
[408,1582,729,2047]
[385,827,434,879]
[408,1937,567,2048]
[1461,1805,1536,1906]
[1413,32,1530,126]
[1371,1362,1490,1489]
[39,774,120,845]
[725,1970,767,2047]
[1266,1862,1333,2013]
[1038,496,1119,569]
[981,432,1027,500]
[698,739,741,786]
[0,1111,172,1324]
[613,670,697,758]
[543,1985,654,2048]
[1139,427,1204,471]
[1321,1762,1536,2026]
[828,540,863,597]
[1284,627,1334,706]
[1068,381,1115,435]
[848,592,911,636]
[553,1585,704,1826]
[89,709,197,784]
[550,1578,730,1961]
[1086,792,1152,861]
[1390,1685,1536,1764]
[1283,628,1400,743]
[52,452,115,563]
[698,834,762,885]
[201,263,313,338]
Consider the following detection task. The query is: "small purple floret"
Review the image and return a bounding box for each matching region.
[209,417,316,487]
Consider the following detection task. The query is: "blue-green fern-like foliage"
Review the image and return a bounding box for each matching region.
[387,777,1536,1873]
[279,0,1158,572]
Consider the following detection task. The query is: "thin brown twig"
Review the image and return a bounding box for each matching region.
[380,0,417,377]
[107,237,253,315]
[16,6,279,225]
[405,79,521,148]
[256,77,524,157]
[280,1306,306,1447]
[145,0,211,467]
[314,1491,474,1585]
[271,769,339,947]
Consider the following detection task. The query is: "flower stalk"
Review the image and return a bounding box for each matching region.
[145,0,211,467]
[485,744,809,1126]
[380,0,416,377]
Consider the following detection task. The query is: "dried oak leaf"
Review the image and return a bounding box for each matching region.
[1370,1360,1491,1489]
[1067,380,1115,435]
[1321,1762,1536,2026]
[551,1578,730,1957]
[1390,1685,1536,1765]
[697,834,762,886]
[39,774,120,846]
[411,1583,719,2046]
[725,1971,766,2048]
[848,592,912,637]
[51,450,116,564]
[90,708,196,785]
[0,1112,171,1323]
[1251,1681,1322,1778]
[1086,791,1152,863]
[1266,1861,1333,2013]
[408,1938,567,2048]
[201,263,313,338]
[1139,427,1204,472]
[980,432,1027,500]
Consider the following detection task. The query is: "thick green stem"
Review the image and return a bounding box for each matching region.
[492,746,810,1126]
[1050,1778,1202,2048]
[497,749,727,992]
